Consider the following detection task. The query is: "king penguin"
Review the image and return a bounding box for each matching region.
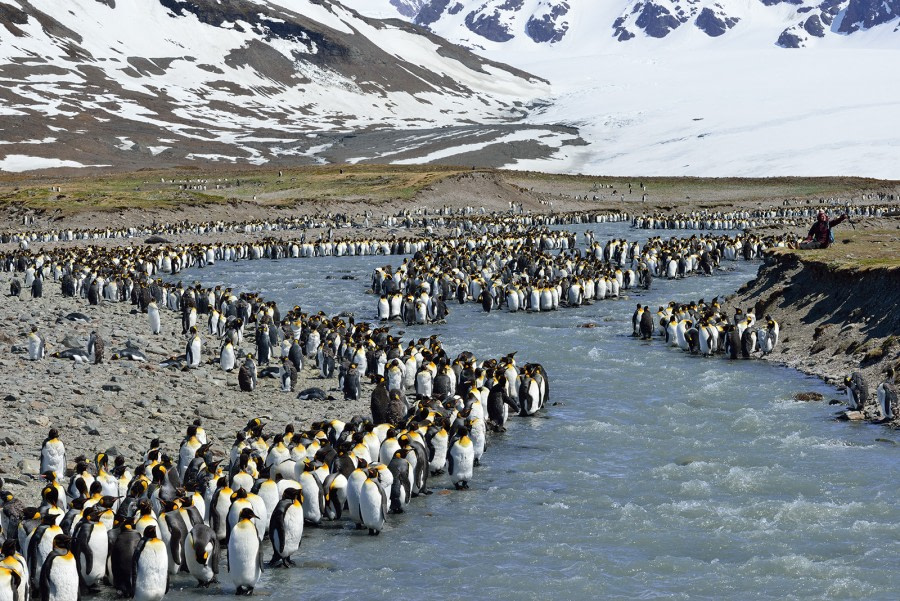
[358,470,387,536]
[40,429,66,477]
[132,525,169,601]
[183,523,220,587]
[227,508,262,595]
[268,489,303,568]
[38,534,78,601]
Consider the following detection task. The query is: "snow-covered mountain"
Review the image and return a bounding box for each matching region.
[348,0,900,49]
[1,0,898,177]
[0,0,583,171]
[343,0,900,179]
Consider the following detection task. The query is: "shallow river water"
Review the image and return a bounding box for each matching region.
[170,222,897,601]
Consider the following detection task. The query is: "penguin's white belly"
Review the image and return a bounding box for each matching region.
[449,445,474,483]
[134,543,168,601]
[359,481,385,532]
[228,525,261,589]
[281,507,304,555]
[46,557,79,601]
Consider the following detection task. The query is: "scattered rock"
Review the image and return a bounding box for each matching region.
[102,383,123,392]
[793,392,824,402]
[577,322,597,329]
[17,459,39,473]
[29,415,50,427]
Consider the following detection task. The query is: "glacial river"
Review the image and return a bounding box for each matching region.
[173,222,897,600]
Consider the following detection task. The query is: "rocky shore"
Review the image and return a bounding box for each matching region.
[725,247,900,396]
[0,271,380,501]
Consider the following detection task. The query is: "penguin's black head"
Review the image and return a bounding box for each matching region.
[52,534,71,551]
[239,508,258,521]
[47,428,59,440]
[1,539,16,558]
[143,525,157,539]
[41,485,58,504]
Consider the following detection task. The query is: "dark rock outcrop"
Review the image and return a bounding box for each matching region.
[525,2,570,43]
[695,7,740,37]
[838,0,900,33]
[803,14,825,37]
[464,0,525,42]
[776,27,806,47]
[635,2,684,38]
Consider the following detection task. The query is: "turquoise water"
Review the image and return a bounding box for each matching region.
[170,222,898,601]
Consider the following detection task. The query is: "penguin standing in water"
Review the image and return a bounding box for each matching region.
[268,489,303,568]
[487,375,518,431]
[358,470,387,536]
[87,332,104,365]
[639,305,654,340]
[845,371,869,412]
[631,304,643,336]
[132,525,169,601]
[109,521,141,596]
[38,534,78,601]
[227,508,262,595]
[876,367,898,423]
[448,427,475,490]
[183,523,220,587]
[740,327,757,358]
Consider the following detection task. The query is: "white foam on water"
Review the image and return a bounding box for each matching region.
[679,479,712,496]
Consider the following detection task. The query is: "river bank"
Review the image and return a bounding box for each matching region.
[724,225,900,414]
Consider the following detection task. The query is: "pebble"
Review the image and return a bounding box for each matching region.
[29,415,50,427]
[102,383,123,392]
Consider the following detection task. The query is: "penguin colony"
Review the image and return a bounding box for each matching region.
[630,300,900,426]
[1,209,628,248]
[0,206,558,600]
[631,298,782,358]
[630,202,896,231]
[372,231,792,321]
[0,337,548,600]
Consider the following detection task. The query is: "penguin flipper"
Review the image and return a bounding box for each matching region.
[38,556,52,601]
[211,539,220,575]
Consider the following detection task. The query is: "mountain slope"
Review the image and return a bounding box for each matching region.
[0,0,582,171]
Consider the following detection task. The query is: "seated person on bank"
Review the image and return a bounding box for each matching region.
[799,211,849,249]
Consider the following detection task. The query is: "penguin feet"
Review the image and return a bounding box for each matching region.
[422,489,433,495]
[473,459,480,466]
[430,469,444,476]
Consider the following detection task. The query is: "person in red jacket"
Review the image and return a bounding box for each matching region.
[799,211,848,249]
